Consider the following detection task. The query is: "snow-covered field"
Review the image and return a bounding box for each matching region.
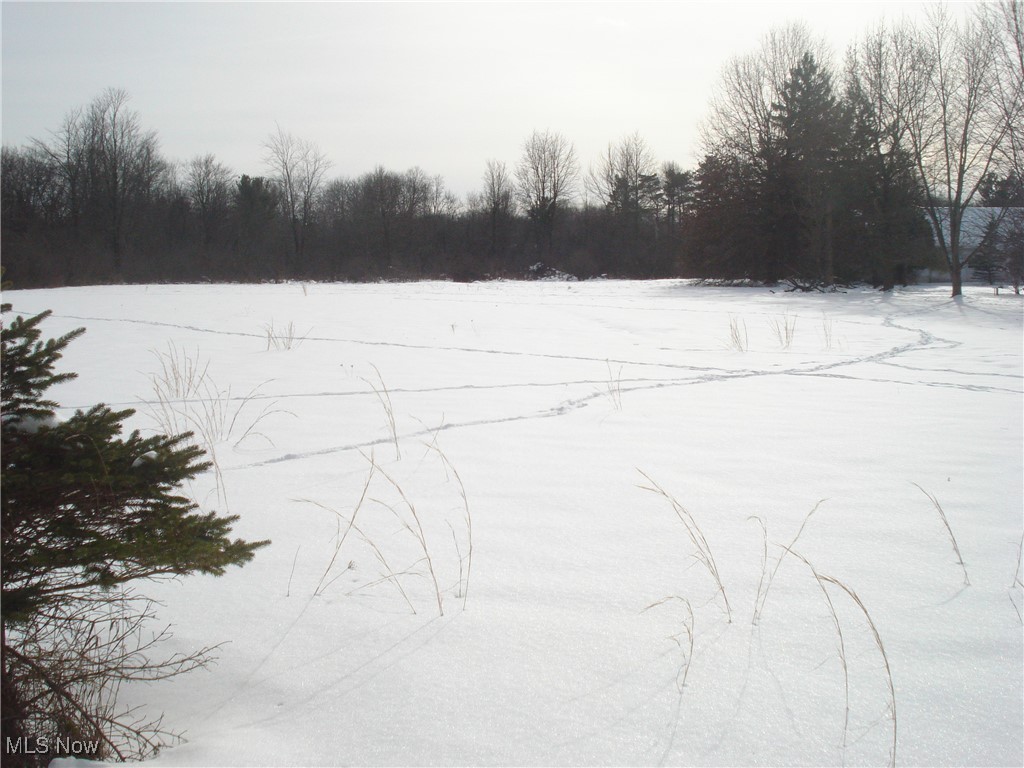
[7,279,1022,767]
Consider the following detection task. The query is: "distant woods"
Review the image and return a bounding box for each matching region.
[3,4,1021,294]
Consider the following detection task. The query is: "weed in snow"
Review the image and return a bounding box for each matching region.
[912,482,969,586]
[638,470,731,623]
[295,435,472,616]
[768,312,797,349]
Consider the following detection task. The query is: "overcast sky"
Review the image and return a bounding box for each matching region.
[2,1,954,198]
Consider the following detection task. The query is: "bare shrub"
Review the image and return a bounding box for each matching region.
[3,588,218,763]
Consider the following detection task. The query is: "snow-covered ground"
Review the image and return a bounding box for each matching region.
[8,279,1022,767]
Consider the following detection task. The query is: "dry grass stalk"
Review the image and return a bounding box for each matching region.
[286,545,300,598]
[642,595,695,766]
[263,320,307,351]
[369,454,444,616]
[768,312,798,349]
[297,441,470,615]
[1010,533,1024,623]
[638,470,731,622]
[748,515,770,625]
[423,441,473,608]
[785,548,851,757]
[751,499,827,626]
[606,360,624,410]
[146,344,292,510]
[817,571,897,768]
[727,316,749,352]
[364,364,400,460]
[296,457,374,597]
[764,546,895,768]
[821,313,835,350]
[912,482,969,586]
[347,522,417,613]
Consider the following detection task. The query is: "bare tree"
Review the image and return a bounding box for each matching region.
[845,20,933,288]
[360,165,403,268]
[263,125,332,268]
[986,1,1024,188]
[515,129,579,255]
[700,23,829,166]
[32,89,163,276]
[30,108,87,233]
[699,25,833,283]
[424,174,460,218]
[481,159,516,260]
[661,161,695,234]
[185,154,233,247]
[400,166,432,218]
[586,132,663,274]
[82,89,163,275]
[588,132,661,217]
[905,4,1014,296]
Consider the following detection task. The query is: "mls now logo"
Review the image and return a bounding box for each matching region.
[5,736,102,757]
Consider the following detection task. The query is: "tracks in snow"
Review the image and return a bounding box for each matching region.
[39,306,1022,472]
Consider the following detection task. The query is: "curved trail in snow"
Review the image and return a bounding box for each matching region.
[230,308,1021,471]
[36,303,1021,472]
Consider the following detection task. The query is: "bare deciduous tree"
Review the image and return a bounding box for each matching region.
[83,89,164,274]
[986,0,1024,188]
[699,25,835,283]
[32,88,163,276]
[700,23,829,166]
[481,159,516,260]
[844,19,932,288]
[30,109,87,233]
[263,125,332,267]
[905,4,1014,296]
[515,129,579,255]
[185,154,233,247]
[588,132,661,218]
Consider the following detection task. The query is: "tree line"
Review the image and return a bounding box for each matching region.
[2,3,1021,295]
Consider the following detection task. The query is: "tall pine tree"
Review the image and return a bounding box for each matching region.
[768,52,845,286]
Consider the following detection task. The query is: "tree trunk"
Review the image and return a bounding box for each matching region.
[951,259,964,297]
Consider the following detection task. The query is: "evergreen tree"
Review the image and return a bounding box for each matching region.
[691,152,763,280]
[1,305,269,762]
[838,84,932,288]
[768,52,845,285]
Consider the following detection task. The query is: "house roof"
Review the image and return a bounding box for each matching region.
[932,206,1024,248]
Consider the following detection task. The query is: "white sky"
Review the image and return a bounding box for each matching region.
[1,1,961,197]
